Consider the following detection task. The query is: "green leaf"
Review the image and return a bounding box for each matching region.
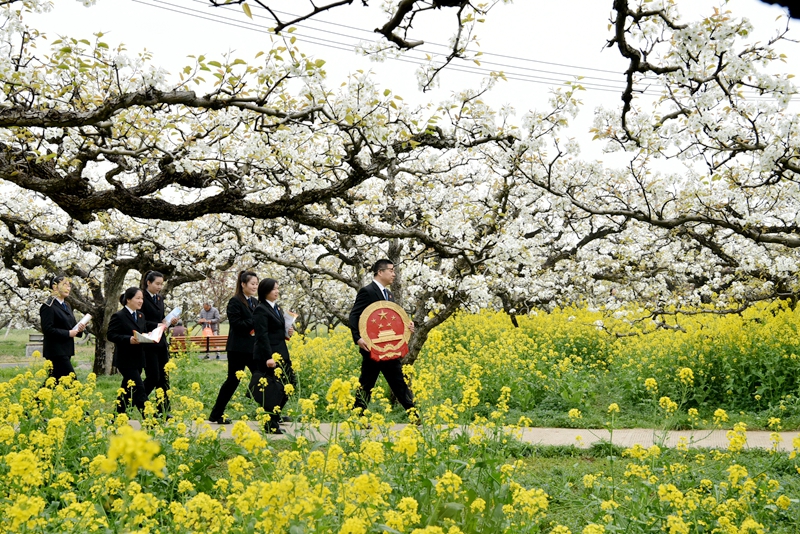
[242,2,253,19]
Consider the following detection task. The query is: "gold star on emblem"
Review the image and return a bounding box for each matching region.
[379,311,388,320]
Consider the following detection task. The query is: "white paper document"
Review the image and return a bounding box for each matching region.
[77,314,92,327]
[284,310,298,338]
[163,307,182,325]
[135,324,166,344]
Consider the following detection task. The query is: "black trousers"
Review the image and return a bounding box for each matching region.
[46,355,75,383]
[209,350,258,419]
[354,352,415,412]
[116,361,146,414]
[143,344,170,412]
[249,360,287,430]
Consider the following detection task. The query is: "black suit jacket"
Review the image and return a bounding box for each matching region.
[140,292,167,348]
[39,298,82,359]
[226,296,256,353]
[348,281,392,350]
[253,301,290,362]
[107,308,147,368]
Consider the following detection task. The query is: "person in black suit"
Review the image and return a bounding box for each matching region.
[349,259,416,417]
[208,271,260,424]
[107,287,148,414]
[253,278,296,434]
[140,270,177,415]
[39,275,86,382]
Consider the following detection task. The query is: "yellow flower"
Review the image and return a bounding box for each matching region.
[727,464,748,486]
[582,524,605,534]
[6,494,46,531]
[4,449,44,488]
[678,367,694,386]
[568,408,582,420]
[775,495,791,510]
[644,377,658,393]
[666,514,690,534]
[726,422,748,453]
[659,396,678,413]
[104,426,166,478]
[360,441,385,464]
[339,517,367,534]
[713,408,729,425]
[435,470,462,497]
[384,497,421,532]
[470,498,486,513]
[607,403,620,414]
[600,499,618,510]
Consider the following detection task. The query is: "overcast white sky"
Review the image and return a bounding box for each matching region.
[27,0,800,161]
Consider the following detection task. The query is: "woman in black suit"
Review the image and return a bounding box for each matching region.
[140,270,177,415]
[39,275,86,383]
[208,271,259,424]
[253,278,296,434]
[107,287,147,414]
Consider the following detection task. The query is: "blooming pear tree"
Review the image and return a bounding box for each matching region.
[580,1,800,312]
[0,195,241,373]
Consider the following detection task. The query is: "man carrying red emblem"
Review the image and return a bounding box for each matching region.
[349,259,417,419]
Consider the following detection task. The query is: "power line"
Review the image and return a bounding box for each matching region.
[197,0,632,76]
[132,0,795,101]
[134,0,649,94]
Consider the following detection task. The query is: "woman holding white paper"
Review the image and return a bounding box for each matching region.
[253,278,297,433]
[107,287,147,414]
[39,275,86,383]
[140,270,177,416]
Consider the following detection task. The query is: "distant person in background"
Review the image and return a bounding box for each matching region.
[39,275,86,383]
[171,320,187,337]
[107,287,147,415]
[208,271,259,425]
[198,302,220,335]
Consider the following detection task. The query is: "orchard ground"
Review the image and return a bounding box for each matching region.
[2,306,800,533]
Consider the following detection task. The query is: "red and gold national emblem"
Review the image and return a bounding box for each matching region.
[358,301,412,362]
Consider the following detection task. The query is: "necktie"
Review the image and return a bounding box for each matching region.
[383,288,389,301]
[61,301,68,311]
[132,311,137,323]
[248,297,254,310]
[153,294,158,304]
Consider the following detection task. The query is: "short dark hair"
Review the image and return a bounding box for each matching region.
[257,278,278,302]
[47,275,66,289]
[372,259,394,276]
[120,287,142,306]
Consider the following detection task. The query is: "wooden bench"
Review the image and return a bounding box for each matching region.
[169,335,228,354]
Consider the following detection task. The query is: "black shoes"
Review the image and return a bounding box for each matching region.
[208,414,231,424]
[280,415,293,423]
